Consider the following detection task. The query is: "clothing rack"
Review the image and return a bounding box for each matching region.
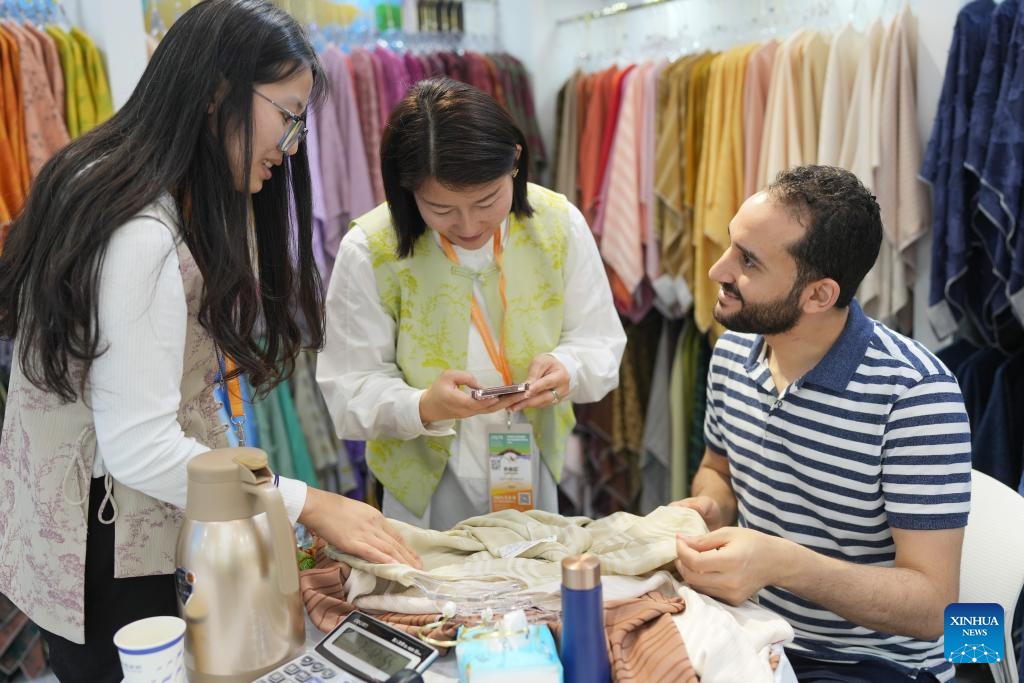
[0,0,70,24]
[556,0,683,27]
[555,0,906,29]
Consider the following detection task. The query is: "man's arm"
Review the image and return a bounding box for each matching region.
[776,526,962,640]
[677,368,969,641]
[677,524,963,641]
[672,448,738,530]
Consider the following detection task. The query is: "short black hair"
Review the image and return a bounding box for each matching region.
[766,165,883,308]
[379,77,533,258]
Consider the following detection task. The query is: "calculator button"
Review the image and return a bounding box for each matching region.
[285,664,301,674]
[301,655,316,665]
[310,662,324,672]
[267,674,285,683]
[321,670,336,679]
[293,671,311,682]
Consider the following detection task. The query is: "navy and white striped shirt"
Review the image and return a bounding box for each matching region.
[704,300,971,682]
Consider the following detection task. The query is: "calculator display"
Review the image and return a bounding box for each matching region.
[259,612,437,683]
[331,628,412,676]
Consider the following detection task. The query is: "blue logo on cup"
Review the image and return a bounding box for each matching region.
[944,603,1004,664]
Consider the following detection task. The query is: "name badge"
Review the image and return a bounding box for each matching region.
[487,423,536,512]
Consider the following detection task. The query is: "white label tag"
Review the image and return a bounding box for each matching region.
[495,535,558,559]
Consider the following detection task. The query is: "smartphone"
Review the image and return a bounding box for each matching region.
[470,382,530,400]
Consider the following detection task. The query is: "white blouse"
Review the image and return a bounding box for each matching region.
[317,202,626,519]
[90,218,307,522]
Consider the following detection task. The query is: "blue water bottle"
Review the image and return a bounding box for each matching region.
[560,554,611,683]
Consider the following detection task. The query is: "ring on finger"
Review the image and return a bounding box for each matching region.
[550,388,560,405]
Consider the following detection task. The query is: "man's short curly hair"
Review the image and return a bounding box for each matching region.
[766,165,883,308]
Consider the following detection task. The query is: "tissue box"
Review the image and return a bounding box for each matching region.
[456,623,562,683]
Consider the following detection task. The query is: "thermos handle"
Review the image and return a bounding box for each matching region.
[242,481,301,596]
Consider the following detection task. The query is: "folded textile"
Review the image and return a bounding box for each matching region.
[675,584,794,683]
[323,506,707,615]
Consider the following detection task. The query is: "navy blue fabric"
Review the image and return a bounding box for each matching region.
[922,0,995,339]
[1009,186,1024,315]
[975,2,1024,235]
[967,0,1023,336]
[972,351,1024,488]
[1018,626,1023,682]
[935,338,981,378]
[973,2,1024,334]
[786,651,940,682]
[990,307,1024,354]
[965,0,1019,176]
[955,346,1008,430]
[1014,590,1024,680]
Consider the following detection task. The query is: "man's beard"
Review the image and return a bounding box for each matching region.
[713,281,804,335]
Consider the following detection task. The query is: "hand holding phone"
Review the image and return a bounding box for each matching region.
[470,382,530,400]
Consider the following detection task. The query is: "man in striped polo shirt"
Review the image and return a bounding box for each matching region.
[673,166,972,682]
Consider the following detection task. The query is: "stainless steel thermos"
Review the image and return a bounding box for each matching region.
[175,447,304,682]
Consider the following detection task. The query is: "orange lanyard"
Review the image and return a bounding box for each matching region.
[439,230,512,385]
[220,353,247,446]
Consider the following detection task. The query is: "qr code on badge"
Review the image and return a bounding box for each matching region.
[518,493,531,505]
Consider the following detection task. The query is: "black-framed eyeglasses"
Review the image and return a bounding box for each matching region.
[253,89,308,152]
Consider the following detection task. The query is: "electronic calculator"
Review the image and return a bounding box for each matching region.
[253,611,438,683]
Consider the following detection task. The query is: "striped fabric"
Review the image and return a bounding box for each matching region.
[600,67,646,295]
[605,592,699,683]
[704,300,971,682]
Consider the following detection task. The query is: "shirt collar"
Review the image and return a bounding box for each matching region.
[743,299,874,392]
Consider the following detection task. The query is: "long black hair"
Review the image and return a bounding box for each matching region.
[0,0,327,402]
[380,77,533,258]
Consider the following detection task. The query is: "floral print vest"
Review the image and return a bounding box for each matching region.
[358,183,577,517]
[0,196,228,643]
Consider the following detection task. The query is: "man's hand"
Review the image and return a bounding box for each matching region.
[674,527,786,605]
[676,525,963,640]
[670,495,727,531]
[673,450,737,529]
[300,488,422,568]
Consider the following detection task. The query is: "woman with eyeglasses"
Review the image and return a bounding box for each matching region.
[317,78,626,531]
[0,1,418,680]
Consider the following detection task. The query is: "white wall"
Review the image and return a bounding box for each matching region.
[63,0,147,111]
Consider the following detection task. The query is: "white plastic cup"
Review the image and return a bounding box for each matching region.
[113,615,187,683]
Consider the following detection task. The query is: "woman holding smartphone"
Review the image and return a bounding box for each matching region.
[318,78,625,530]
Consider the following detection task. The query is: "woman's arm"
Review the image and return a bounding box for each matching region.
[317,229,455,440]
